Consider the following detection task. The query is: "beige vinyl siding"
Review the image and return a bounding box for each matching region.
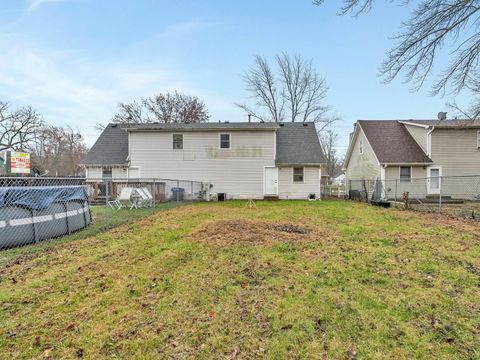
[345,127,381,181]
[383,166,428,199]
[129,130,276,199]
[278,167,320,199]
[403,124,429,153]
[113,167,128,179]
[430,128,480,199]
[86,167,102,180]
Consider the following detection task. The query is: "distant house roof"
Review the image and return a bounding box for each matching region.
[357,120,433,164]
[402,119,480,128]
[80,124,129,166]
[81,121,325,167]
[275,122,325,165]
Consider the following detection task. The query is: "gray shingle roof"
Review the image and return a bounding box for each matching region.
[402,119,480,128]
[125,122,279,131]
[80,124,129,166]
[275,122,325,165]
[358,120,432,164]
[81,122,325,166]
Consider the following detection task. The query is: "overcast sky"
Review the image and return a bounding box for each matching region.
[0,0,471,150]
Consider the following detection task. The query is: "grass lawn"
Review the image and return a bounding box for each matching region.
[0,202,180,265]
[0,200,478,359]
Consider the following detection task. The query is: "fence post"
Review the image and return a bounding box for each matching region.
[394,179,398,203]
[439,176,442,213]
[105,180,109,229]
[153,178,156,207]
[191,181,194,201]
[176,180,180,203]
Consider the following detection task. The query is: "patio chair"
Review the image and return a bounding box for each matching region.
[137,187,154,208]
[109,187,139,210]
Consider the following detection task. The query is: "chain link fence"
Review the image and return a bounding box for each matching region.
[348,175,480,219]
[0,177,210,250]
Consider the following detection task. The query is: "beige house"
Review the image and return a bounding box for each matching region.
[344,119,480,200]
[81,122,325,200]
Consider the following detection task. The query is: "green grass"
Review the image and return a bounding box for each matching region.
[0,202,181,264]
[0,200,478,359]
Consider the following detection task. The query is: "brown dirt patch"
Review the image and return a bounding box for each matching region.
[188,219,333,247]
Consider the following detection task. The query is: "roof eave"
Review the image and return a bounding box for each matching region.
[381,161,433,166]
[276,162,324,166]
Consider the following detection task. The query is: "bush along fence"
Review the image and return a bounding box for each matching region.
[347,175,480,219]
[0,176,210,250]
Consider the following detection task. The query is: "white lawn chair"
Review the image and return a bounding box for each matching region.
[137,187,154,208]
[110,187,139,210]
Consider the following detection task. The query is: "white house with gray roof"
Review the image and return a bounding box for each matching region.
[81,122,325,200]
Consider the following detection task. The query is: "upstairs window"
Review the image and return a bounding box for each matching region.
[173,134,183,150]
[359,139,364,154]
[293,167,304,183]
[400,166,411,182]
[477,130,480,148]
[219,133,230,149]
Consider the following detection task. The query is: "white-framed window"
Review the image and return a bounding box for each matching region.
[359,139,364,154]
[477,130,480,148]
[102,167,112,179]
[172,133,183,150]
[399,166,411,182]
[219,133,230,149]
[293,167,304,183]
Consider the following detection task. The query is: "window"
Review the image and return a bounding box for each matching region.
[399,166,411,182]
[219,133,230,149]
[102,167,112,179]
[293,167,304,182]
[359,139,364,154]
[477,130,480,148]
[173,134,183,150]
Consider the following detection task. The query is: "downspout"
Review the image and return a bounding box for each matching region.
[427,126,435,158]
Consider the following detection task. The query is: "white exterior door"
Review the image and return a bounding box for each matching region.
[427,166,441,195]
[264,167,278,195]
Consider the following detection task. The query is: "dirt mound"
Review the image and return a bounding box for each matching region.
[188,219,325,246]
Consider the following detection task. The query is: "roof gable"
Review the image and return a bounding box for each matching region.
[80,124,129,166]
[357,120,432,164]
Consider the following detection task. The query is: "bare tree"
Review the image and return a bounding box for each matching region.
[319,130,342,179]
[313,0,480,118]
[237,53,335,128]
[0,102,43,152]
[110,91,210,126]
[30,125,88,176]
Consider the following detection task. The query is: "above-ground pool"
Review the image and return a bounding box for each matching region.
[0,186,91,249]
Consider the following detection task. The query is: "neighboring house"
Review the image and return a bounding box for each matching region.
[81,122,325,200]
[344,119,480,199]
[332,174,346,185]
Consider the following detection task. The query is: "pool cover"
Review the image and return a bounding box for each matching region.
[0,186,89,210]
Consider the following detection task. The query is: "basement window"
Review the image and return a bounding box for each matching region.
[173,134,183,150]
[399,166,411,183]
[219,133,230,149]
[293,167,304,183]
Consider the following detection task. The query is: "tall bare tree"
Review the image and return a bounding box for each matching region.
[0,102,43,152]
[107,91,210,127]
[237,53,335,128]
[319,130,342,179]
[313,0,480,118]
